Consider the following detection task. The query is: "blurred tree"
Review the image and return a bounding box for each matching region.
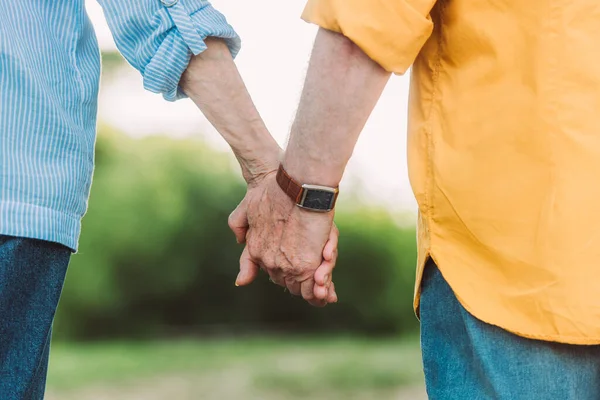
[54,126,418,340]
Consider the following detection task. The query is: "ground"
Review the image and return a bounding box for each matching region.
[46,336,426,400]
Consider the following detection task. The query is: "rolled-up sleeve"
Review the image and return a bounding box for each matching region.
[97,0,241,101]
[302,0,437,74]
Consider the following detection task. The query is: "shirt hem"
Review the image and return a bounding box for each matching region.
[413,245,600,346]
[450,276,600,345]
[0,201,81,252]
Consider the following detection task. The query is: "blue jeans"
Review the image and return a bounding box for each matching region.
[420,260,600,399]
[0,235,70,399]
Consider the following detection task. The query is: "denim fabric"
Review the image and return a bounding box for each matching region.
[0,235,70,399]
[420,259,600,400]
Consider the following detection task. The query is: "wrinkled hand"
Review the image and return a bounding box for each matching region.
[229,172,339,306]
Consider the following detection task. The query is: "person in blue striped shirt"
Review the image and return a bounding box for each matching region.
[0,1,338,397]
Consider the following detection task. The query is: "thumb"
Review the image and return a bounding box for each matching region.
[236,246,260,286]
[316,225,339,286]
[323,223,339,261]
[228,198,249,244]
[314,259,334,288]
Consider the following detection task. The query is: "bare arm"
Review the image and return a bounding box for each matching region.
[231,1,435,305]
[180,38,281,184]
[180,38,339,305]
[231,29,390,305]
[284,28,391,187]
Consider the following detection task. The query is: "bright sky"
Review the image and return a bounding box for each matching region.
[85,0,417,212]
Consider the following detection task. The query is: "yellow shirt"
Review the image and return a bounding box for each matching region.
[303,0,600,345]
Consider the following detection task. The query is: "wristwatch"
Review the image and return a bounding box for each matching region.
[276,164,339,212]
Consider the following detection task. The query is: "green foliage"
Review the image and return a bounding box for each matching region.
[54,127,418,340]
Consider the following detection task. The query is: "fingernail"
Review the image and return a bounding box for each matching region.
[323,274,330,285]
[235,282,239,287]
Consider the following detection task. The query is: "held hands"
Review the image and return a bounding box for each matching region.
[229,169,339,306]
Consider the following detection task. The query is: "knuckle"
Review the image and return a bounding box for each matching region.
[288,263,304,277]
[264,260,278,272]
[246,239,254,254]
[303,293,314,301]
[293,263,315,281]
[227,213,236,227]
[267,252,280,267]
[246,241,261,261]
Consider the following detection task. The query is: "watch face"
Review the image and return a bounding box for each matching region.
[302,189,336,211]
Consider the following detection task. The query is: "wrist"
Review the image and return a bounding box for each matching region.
[237,138,282,187]
[283,124,345,187]
[292,203,336,221]
[282,154,344,188]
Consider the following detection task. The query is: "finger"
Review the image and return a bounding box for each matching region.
[326,282,338,303]
[323,223,339,261]
[313,280,329,300]
[235,246,259,286]
[228,200,249,244]
[266,269,286,288]
[285,277,301,296]
[314,259,334,287]
[301,279,326,307]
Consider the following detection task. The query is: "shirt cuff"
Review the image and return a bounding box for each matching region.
[301,0,435,75]
[144,1,241,101]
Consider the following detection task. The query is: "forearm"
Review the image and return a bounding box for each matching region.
[284,29,391,187]
[181,38,281,183]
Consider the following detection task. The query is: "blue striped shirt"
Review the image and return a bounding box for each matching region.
[0,1,240,251]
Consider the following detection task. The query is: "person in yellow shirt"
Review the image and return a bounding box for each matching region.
[232,0,600,398]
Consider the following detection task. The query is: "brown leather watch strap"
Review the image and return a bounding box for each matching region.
[276,164,303,204]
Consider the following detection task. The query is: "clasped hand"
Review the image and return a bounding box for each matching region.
[229,171,339,307]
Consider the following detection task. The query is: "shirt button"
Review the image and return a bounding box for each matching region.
[160,0,178,7]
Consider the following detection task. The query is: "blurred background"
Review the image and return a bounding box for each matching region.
[46,1,424,399]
